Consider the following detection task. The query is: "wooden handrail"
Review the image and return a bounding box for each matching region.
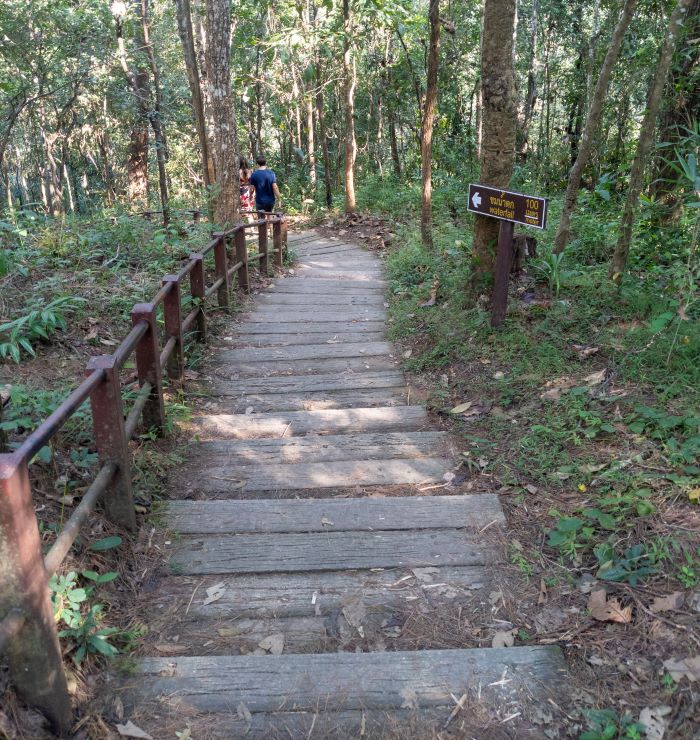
[0,210,287,734]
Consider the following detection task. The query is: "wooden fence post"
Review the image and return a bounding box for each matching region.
[490,220,515,329]
[258,220,269,275]
[162,276,184,381]
[213,235,230,309]
[0,453,73,734]
[273,220,283,270]
[189,253,207,342]
[235,229,250,294]
[281,216,288,254]
[131,303,166,434]
[86,356,136,530]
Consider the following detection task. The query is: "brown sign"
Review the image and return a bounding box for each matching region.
[467,183,548,230]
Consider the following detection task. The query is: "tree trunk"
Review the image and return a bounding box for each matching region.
[204,0,240,226]
[306,98,317,189]
[420,0,441,249]
[316,73,333,208]
[343,0,357,214]
[517,0,539,158]
[611,0,695,278]
[470,0,517,291]
[174,0,215,194]
[389,109,401,178]
[553,0,637,254]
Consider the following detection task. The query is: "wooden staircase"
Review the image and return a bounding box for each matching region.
[119,231,566,737]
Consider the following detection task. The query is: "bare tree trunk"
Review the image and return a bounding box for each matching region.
[553,0,637,253]
[316,73,333,208]
[611,0,694,278]
[306,98,317,190]
[389,110,401,178]
[420,0,441,249]
[517,0,539,158]
[343,0,357,214]
[204,0,240,226]
[471,0,517,291]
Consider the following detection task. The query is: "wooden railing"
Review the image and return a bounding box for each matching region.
[0,212,287,733]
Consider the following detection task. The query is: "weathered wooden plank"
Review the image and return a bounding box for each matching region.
[166,493,501,534]
[298,258,380,270]
[214,341,393,362]
[216,332,386,348]
[234,321,386,335]
[265,280,385,294]
[202,370,405,396]
[212,355,397,377]
[210,388,408,414]
[170,527,482,574]
[131,647,567,713]
[257,292,385,306]
[244,309,387,323]
[189,406,428,439]
[178,456,448,492]
[297,269,384,282]
[149,566,489,619]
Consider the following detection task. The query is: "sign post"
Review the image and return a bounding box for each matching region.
[467,184,548,328]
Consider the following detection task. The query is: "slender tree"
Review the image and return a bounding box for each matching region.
[343,0,357,214]
[420,0,441,249]
[611,0,694,278]
[553,0,637,254]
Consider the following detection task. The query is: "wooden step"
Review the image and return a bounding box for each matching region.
[216,332,386,347]
[169,527,488,574]
[165,493,500,534]
[234,320,386,335]
[243,308,387,323]
[214,341,393,362]
[176,456,450,493]
[211,354,397,377]
[181,431,449,469]
[189,406,429,439]
[148,565,490,620]
[127,647,567,714]
[257,292,386,306]
[209,387,408,413]
[267,277,386,291]
[202,370,405,396]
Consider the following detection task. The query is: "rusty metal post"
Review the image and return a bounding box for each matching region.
[162,276,184,381]
[258,220,269,275]
[189,253,207,342]
[490,220,515,328]
[131,303,166,434]
[234,230,250,294]
[0,453,73,733]
[273,220,283,270]
[86,356,136,530]
[213,235,230,308]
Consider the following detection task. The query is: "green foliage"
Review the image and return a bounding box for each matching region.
[579,709,644,740]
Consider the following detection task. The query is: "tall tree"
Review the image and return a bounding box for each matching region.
[471,0,517,291]
[204,0,240,225]
[553,0,637,254]
[343,0,357,214]
[420,0,441,249]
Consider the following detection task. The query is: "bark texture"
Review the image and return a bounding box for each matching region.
[471,0,517,290]
[204,0,240,226]
[553,0,637,253]
[420,0,441,249]
[611,0,694,277]
[343,0,357,214]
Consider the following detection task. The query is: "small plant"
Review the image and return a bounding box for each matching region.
[580,708,644,740]
[532,251,575,296]
[0,296,85,363]
[594,543,658,585]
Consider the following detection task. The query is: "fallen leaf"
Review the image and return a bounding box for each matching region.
[584,369,607,386]
[688,487,700,503]
[538,578,548,605]
[116,721,153,739]
[154,644,187,654]
[244,406,254,415]
[342,598,367,629]
[639,706,671,740]
[662,655,700,682]
[450,401,473,415]
[399,687,419,709]
[540,388,563,401]
[650,592,684,613]
[524,484,539,494]
[321,517,334,527]
[493,371,505,380]
[492,629,516,648]
[402,349,412,359]
[258,633,284,655]
[411,567,440,583]
[237,701,252,725]
[217,626,241,637]
[587,589,632,623]
[202,582,226,606]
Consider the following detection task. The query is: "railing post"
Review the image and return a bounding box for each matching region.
[162,276,184,381]
[273,220,283,270]
[86,356,137,531]
[0,453,73,734]
[258,219,269,275]
[212,234,230,309]
[189,253,207,342]
[235,229,250,294]
[131,303,166,434]
[281,216,288,255]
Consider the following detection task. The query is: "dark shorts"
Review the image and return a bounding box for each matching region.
[256,202,274,213]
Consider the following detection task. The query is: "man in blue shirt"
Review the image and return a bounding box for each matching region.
[249,156,281,213]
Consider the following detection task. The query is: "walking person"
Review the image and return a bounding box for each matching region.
[249,155,281,214]
[239,157,253,213]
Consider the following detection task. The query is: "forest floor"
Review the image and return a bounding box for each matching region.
[310,210,700,739]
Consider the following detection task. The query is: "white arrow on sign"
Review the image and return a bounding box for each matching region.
[471,191,482,209]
